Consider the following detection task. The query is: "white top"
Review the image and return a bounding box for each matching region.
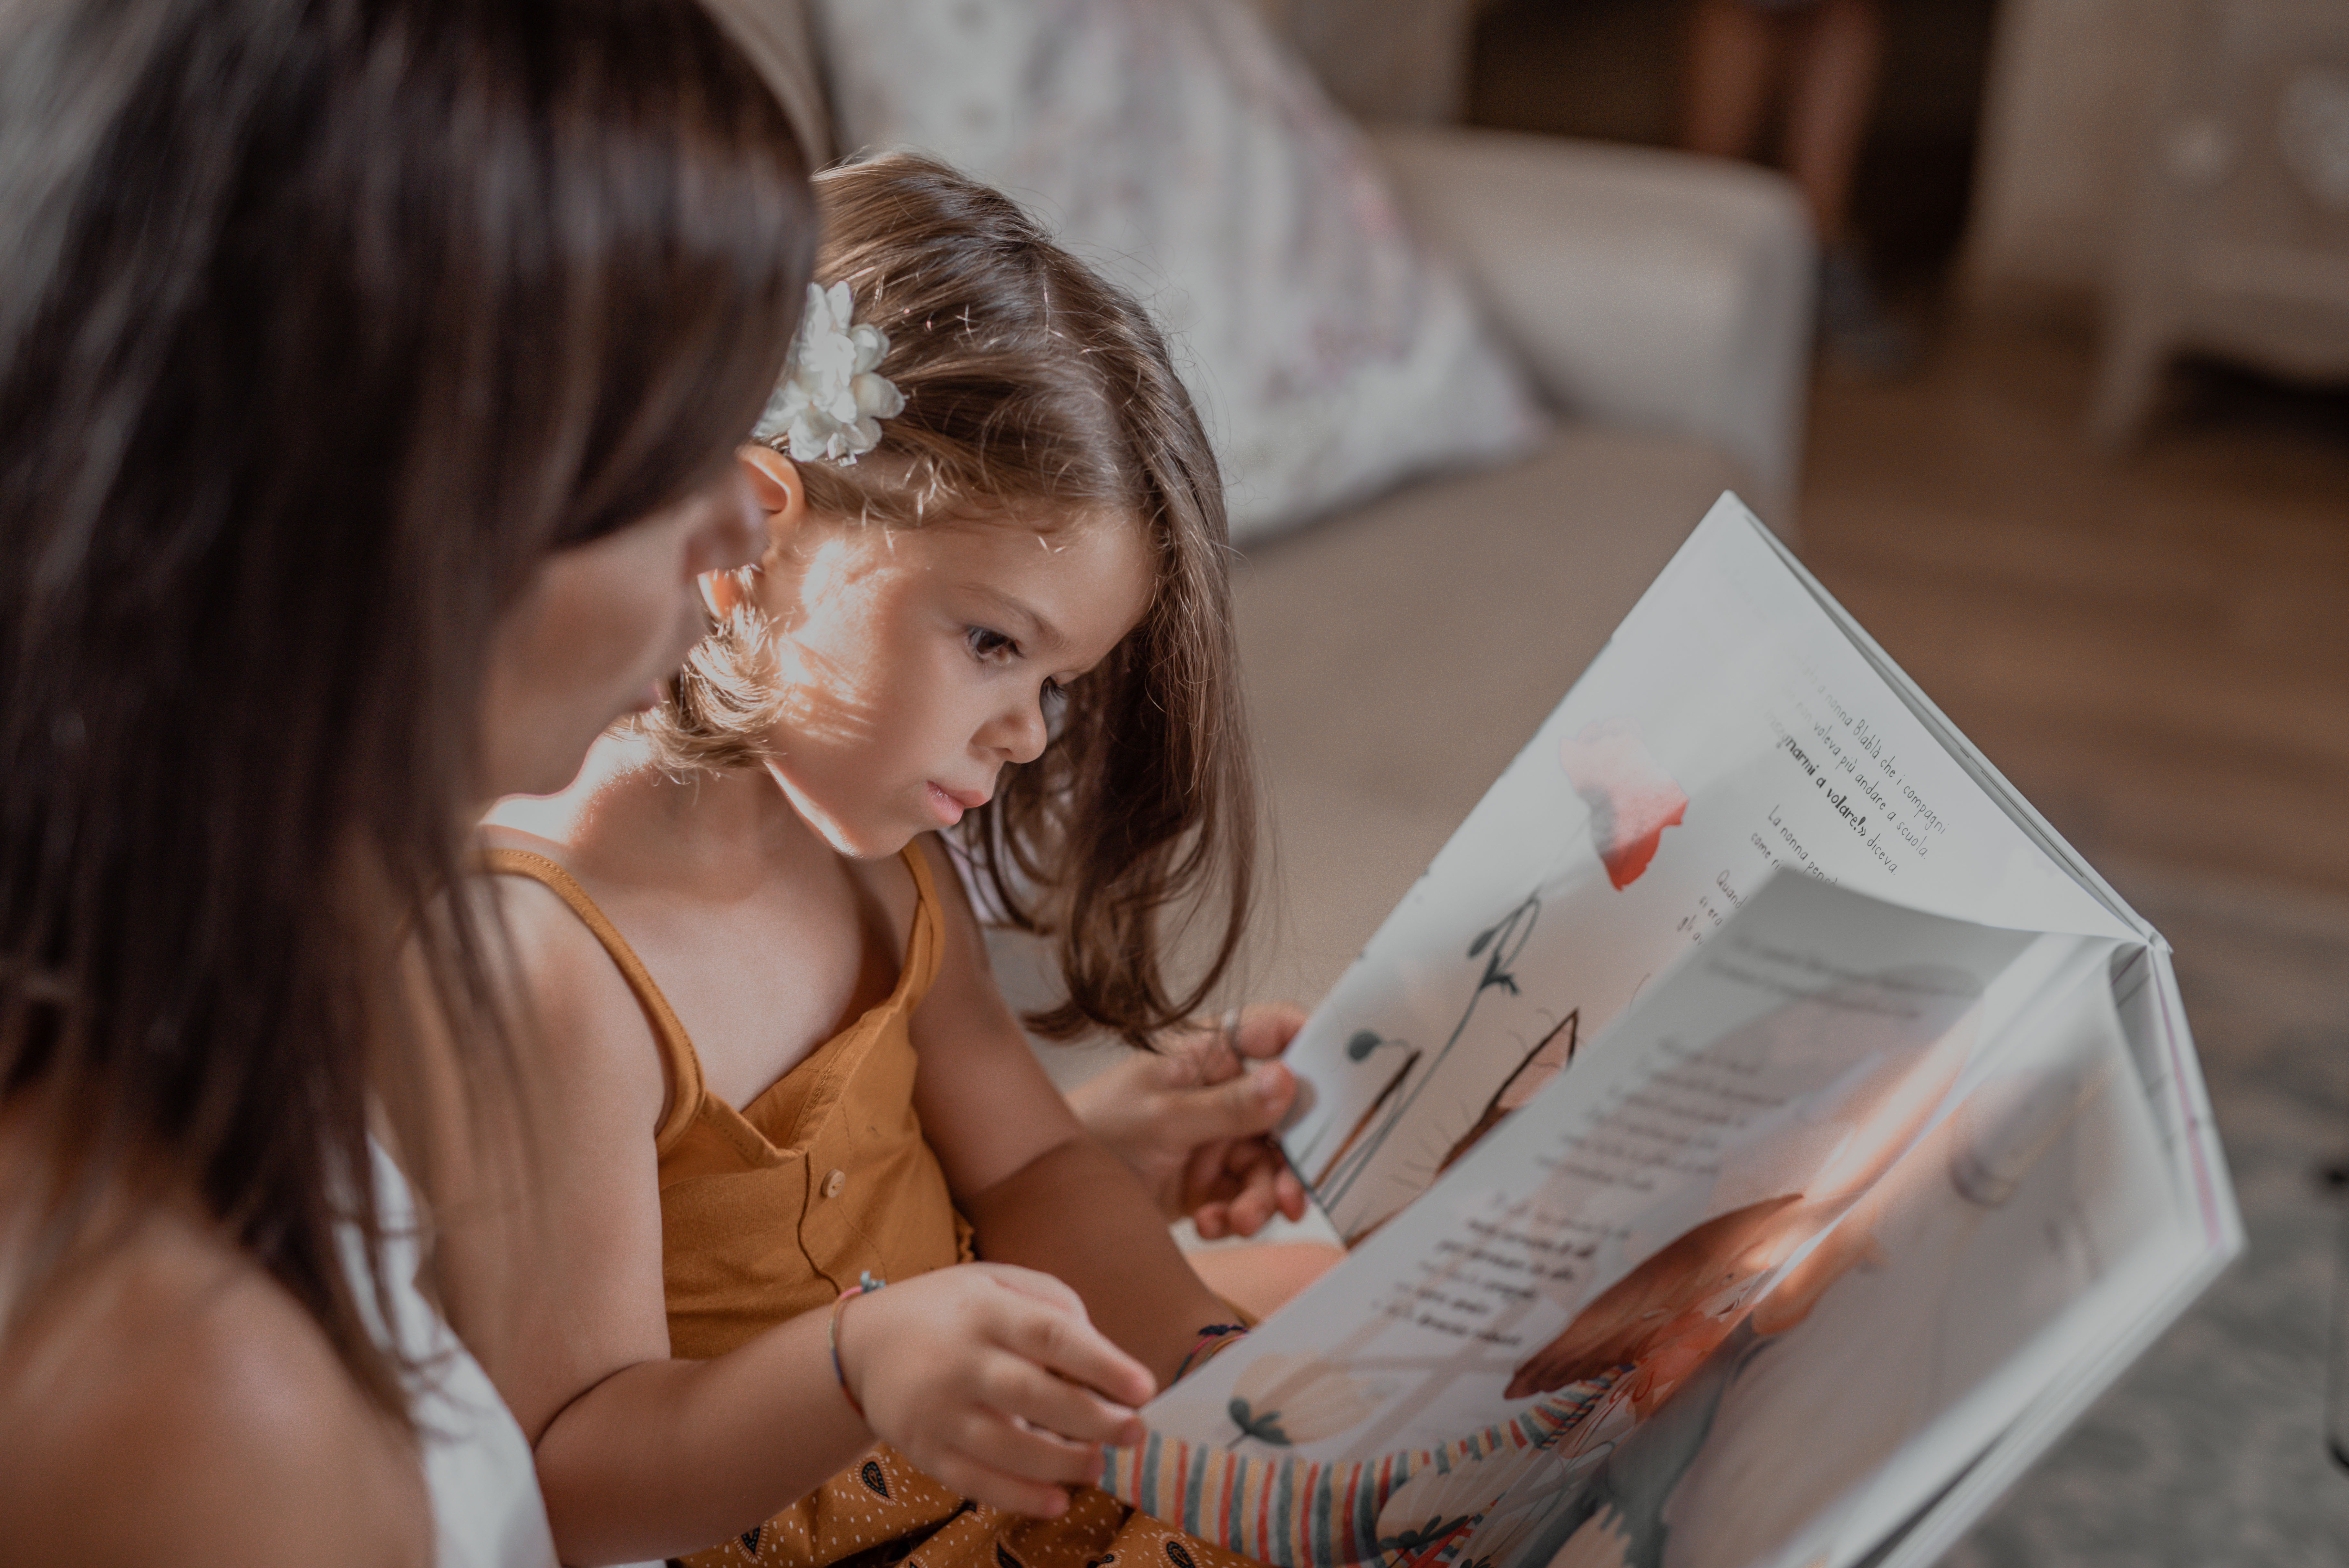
[349,1140,678,1568]
[357,1140,564,1568]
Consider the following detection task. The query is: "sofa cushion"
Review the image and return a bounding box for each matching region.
[811,0,1547,542]
[1368,127,1815,522]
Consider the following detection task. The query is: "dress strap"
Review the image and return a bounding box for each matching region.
[895,841,947,998]
[482,847,705,1153]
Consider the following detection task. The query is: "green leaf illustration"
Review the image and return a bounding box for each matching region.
[1379,1514,1475,1558]
[1226,1397,1292,1447]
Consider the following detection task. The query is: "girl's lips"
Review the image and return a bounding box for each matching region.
[926,782,989,825]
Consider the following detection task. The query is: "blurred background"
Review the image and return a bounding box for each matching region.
[1470,0,2349,910]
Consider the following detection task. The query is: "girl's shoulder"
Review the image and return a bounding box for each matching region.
[473,821,618,972]
[473,733,685,960]
[470,821,674,1104]
[0,1189,431,1565]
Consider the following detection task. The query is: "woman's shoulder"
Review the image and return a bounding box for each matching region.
[0,1202,431,1565]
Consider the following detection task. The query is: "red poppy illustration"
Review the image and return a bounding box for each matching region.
[1559,719,1688,890]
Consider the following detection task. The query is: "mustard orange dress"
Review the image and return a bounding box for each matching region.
[487,845,1268,1568]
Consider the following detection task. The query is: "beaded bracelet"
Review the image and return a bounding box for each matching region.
[1174,1321,1249,1382]
[828,1274,885,1420]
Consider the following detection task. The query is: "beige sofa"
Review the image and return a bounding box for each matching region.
[709,0,1816,1030]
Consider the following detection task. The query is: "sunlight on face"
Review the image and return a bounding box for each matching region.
[752,509,1154,859]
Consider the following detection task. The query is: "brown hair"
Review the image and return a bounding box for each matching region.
[648,152,1254,1047]
[0,0,812,1418]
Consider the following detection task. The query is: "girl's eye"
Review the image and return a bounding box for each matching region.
[966,626,1018,662]
[1040,677,1067,715]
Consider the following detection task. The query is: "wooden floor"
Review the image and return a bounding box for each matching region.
[1794,318,2349,899]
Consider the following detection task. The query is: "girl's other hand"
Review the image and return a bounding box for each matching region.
[835,1263,1152,1517]
[1070,1002,1309,1240]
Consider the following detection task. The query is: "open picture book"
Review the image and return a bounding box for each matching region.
[1102,494,2241,1568]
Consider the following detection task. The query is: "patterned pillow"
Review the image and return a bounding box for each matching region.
[813,0,1548,541]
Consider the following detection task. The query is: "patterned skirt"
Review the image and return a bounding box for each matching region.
[679,1444,1267,1568]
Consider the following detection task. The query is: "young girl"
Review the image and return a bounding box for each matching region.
[451,154,1294,1568]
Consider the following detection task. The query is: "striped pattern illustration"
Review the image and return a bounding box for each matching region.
[1099,1373,1622,1568]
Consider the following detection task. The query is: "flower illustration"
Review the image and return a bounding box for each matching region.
[1225,1353,1383,1449]
[1372,1439,1542,1567]
[1558,718,1687,890]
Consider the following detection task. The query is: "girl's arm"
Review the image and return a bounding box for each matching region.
[910,840,1240,1389]
[422,875,1145,1566]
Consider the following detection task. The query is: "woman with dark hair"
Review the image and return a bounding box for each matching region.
[0,1,814,1559]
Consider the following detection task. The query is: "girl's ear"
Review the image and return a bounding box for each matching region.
[736,443,807,548]
[712,444,808,615]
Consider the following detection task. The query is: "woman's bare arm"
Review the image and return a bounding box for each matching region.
[0,1205,429,1567]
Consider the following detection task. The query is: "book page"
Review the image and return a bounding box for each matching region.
[1281,494,2141,1241]
[1144,878,2050,1475]
[1458,953,2194,1568]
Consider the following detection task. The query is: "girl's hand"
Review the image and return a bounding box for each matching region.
[1070,1002,1309,1240]
[834,1263,1153,1517]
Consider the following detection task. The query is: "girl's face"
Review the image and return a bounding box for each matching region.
[479,465,764,802]
[754,505,1154,859]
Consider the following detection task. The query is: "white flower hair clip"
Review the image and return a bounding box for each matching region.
[752,281,907,464]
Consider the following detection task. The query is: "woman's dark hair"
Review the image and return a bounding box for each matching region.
[0,0,813,1418]
[643,153,1255,1047]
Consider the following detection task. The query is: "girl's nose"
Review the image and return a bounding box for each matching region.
[992,691,1050,766]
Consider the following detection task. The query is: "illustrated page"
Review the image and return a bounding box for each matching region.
[1429,950,2194,1568]
[1280,494,2141,1242]
[1144,877,2057,1470]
